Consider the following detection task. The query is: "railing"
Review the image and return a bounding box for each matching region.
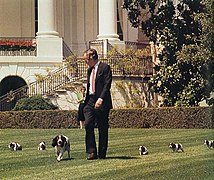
[89,39,153,76]
[99,56,153,76]
[125,41,149,49]
[0,55,153,111]
[0,63,84,111]
[63,40,74,59]
[0,37,75,58]
[89,39,150,57]
[0,88,28,112]
[0,37,36,56]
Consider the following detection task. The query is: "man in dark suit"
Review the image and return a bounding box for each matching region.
[83,48,112,160]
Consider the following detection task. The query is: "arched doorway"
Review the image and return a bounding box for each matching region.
[0,76,27,111]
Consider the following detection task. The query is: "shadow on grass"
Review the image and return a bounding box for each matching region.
[59,157,75,161]
[106,156,139,160]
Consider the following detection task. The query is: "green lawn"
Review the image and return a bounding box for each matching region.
[0,128,213,180]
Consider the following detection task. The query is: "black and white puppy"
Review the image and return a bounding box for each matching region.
[139,145,148,155]
[204,140,214,149]
[169,143,184,152]
[8,142,22,151]
[38,141,46,150]
[52,135,71,161]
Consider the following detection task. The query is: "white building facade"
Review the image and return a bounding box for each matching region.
[0,0,153,110]
[0,0,147,89]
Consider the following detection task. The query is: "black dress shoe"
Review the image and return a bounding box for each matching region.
[87,153,98,160]
[98,153,106,159]
[98,150,106,159]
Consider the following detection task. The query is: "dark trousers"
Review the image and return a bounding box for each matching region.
[83,96,109,158]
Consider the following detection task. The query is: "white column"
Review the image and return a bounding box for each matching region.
[97,0,119,41]
[36,0,59,37]
[36,0,62,60]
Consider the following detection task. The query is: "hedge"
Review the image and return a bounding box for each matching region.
[109,107,213,128]
[0,107,213,129]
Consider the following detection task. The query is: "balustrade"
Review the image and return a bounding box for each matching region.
[0,39,154,111]
[0,37,36,56]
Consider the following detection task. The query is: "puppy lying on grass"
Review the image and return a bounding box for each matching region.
[8,142,22,151]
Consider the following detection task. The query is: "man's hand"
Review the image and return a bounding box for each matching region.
[95,98,103,109]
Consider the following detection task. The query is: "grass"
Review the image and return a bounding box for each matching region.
[0,128,213,180]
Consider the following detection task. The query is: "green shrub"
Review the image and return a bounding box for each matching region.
[0,107,213,129]
[13,96,58,111]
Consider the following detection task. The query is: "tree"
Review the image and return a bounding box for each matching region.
[123,0,213,106]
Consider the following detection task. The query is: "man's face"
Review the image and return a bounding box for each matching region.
[84,53,95,67]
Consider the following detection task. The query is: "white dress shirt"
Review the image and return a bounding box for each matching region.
[89,61,100,95]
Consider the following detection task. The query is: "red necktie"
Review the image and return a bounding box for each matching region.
[91,67,95,94]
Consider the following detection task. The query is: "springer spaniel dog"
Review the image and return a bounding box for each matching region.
[169,143,184,152]
[139,145,148,155]
[38,141,46,150]
[204,140,214,149]
[8,142,22,151]
[52,135,71,161]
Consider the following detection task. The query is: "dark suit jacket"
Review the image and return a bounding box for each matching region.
[85,62,113,110]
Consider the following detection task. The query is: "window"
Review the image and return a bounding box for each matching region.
[35,0,38,35]
[117,1,123,40]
